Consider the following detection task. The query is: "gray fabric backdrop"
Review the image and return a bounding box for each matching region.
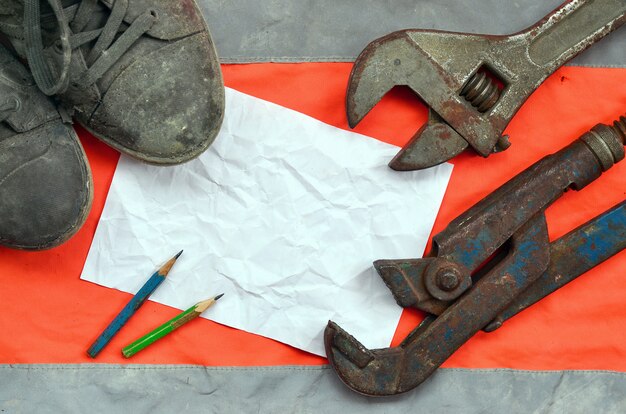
[2,2,624,413]
[198,0,625,66]
[2,365,626,413]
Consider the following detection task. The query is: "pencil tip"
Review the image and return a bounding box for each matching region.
[158,251,183,276]
[214,293,224,301]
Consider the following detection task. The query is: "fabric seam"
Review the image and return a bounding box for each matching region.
[216,57,626,68]
[3,365,626,376]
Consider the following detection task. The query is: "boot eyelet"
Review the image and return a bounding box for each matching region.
[9,96,21,112]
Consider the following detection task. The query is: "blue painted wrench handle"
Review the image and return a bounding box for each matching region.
[486,200,626,331]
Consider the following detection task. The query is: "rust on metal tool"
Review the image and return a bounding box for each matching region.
[346,0,625,170]
[485,200,626,332]
[325,116,626,396]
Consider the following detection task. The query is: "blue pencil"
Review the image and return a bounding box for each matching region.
[87,251,183,358]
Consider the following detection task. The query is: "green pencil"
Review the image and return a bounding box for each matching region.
[122,294,224,358]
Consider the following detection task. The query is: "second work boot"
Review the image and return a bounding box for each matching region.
[0,0,225,165]
[0,43,92,250]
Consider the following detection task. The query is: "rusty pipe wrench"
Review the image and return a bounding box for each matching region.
[324,116,626,396]
[346,0,625,170]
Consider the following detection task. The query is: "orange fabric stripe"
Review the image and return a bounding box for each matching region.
[0,64,624,370]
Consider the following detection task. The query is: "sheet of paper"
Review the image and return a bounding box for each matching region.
[81,88,453,356]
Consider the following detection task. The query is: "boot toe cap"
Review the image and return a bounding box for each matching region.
[0,122,92,250]
[87,32,225,165]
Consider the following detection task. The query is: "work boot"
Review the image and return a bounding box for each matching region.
[0,0,225,165]
[0,43,92,250]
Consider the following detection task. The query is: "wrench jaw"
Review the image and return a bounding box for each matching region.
[324,321,406,396]
[324,257,472,396]
[346,30,420,129]
[326,220,551,396]
[325,317,438,396]
[388,110,469,170]
[348,1,626,170]
[346,29,505,170]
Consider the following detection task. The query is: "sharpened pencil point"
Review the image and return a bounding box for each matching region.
[158,251,183,276]
[214,293,224,301]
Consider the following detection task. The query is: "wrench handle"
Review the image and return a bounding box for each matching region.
[526,0,625,68]
[486,200,626,332]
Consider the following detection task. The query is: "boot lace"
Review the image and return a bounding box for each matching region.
[23,0,157,96]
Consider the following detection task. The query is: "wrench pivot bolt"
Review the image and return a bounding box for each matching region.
[424,260,470,302]
[437,269,460,291]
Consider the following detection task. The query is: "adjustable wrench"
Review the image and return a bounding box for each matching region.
[347,0,625,170]
[324,116,626,396]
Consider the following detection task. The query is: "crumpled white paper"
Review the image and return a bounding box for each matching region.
[81,88,453,356]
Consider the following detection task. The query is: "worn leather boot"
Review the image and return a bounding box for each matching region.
[0,44,92,250]
[0,0,225,165]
